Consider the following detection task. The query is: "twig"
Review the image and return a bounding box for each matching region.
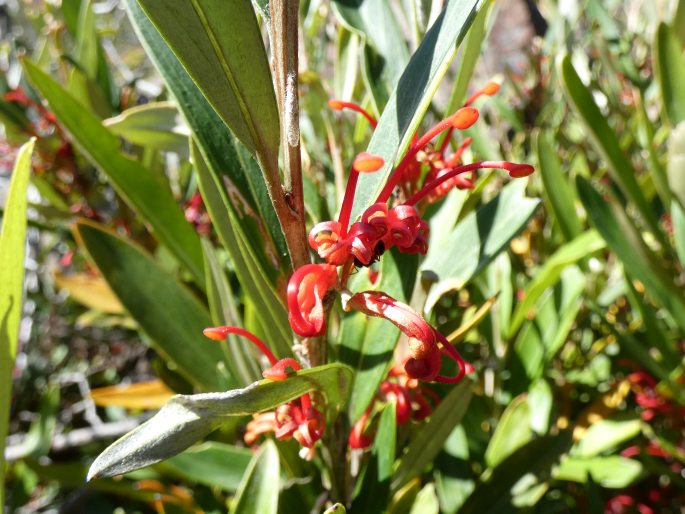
[4,417,144,462]
[269,0,310,272]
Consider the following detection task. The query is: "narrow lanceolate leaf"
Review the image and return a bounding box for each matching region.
[352,403,397,511]
[202,240,262,385]
[135,0,279,165]
[332,0,410,92]
[559,54,662,239]
[392,381,472,492]
[104,101,190,155]
[230,440,280,514]
[508,230,605,337]
[0,139,34,508]
[654,22,685,126]
[534,130,582,242]
[155,442,252,493]
[123,0,288,270]
[668,122,685,209]
[87,364,352,479]
[350,0,481,220]
[444,0,493,112]
[74,221,229,392]
[458,432,572,514]
[422,181,540,313]
[484,395,532,469]
[22,60,205,285]
[194,144,292,358]
[577,177,685,332]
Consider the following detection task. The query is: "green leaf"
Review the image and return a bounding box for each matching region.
[22,60,205,285]
[508,230,604,336]
[136,0,279,165]
[534,130,582,242]
[154,442,253,492]
[69,0,115,117]
[554,456,642,489]
[352,403,397,512]
[104,102,190,155]
[409,483,440,514]
[194,144,292,358]
[674,200,685,266]
[350,0,480,220]
[559,54,662,239]
[123,0,288,269]
[484,395,532,469]
[0,138,35,508]
[202,240,262,385]
[230,440,280,514]
[434,426,474,514]
[577,176,685,332]
[422,181,540,313]
[458,432,572,514]
[392,381,472,492]
[74,221,229,392]
[572,418,642,458]
[510,267,586,390]
[668,122,685,209]
[87,364,352,479]
[443,0,493,113]
[332,0,410,99]
[654,22,685,126]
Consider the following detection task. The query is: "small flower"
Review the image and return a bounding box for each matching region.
[286,264,339,337]
[203,326,325,457]
[343,290,470,383]
[314,84,533,271]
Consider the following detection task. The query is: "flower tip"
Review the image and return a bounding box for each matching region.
[508,164,535,178]
[328,99,345,110]
[203,326,228,341]
[482,81,501,96]
[450,107,479,130]
[353,152,385,173]
[464,362,476,374]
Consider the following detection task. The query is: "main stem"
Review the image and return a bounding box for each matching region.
[270,0,309,273]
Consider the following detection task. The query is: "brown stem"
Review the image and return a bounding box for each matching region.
[269,0,309,272]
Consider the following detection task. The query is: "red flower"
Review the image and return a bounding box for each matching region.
[203,326,325,456]
[286,264,339,337]
[343,290,470,383]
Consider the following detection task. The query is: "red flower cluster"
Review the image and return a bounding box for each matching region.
[288,82,532,381]
[205,83,534,458]
[203,326,325,459]
[349,366,440,449]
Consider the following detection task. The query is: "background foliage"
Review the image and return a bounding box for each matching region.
[1,0,685,512]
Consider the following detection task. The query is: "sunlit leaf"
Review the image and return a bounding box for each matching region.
[135,0,279,168]
[654,22,685,125]
[230,440,280,514]
[350,0,480,220]
[422,181,540,313]
[392,381,471,492]
[0,138,34,507]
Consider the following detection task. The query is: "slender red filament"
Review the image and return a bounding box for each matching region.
[404,161,534,206]
[203,326,278,366]
[376,108,478,203]
[329,99,378,128]
[338,153,384,236]
[464,81,500,107]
